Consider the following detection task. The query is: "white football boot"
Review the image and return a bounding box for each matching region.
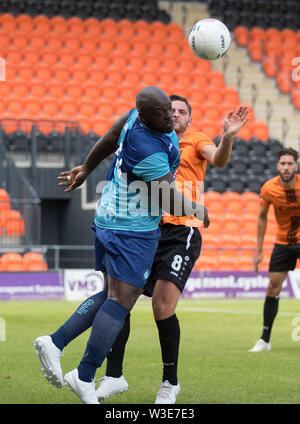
[33,335,63,388]
[155,380,180,404]
[64,368,99,404]
[96,375,128,401]
[249,338,272,352]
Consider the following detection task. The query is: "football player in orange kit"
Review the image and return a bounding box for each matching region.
[250,147,300,352]
[96,95,249,403]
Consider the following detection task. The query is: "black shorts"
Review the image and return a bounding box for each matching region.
[143,223,202,297]
[269,243,300,272]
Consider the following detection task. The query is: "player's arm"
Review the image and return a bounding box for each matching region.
[201,105,249,167]
[147,171,209,227]
[58,112,130,192]
[253,204,270,272]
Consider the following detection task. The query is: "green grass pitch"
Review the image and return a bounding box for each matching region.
[1,298,300,404]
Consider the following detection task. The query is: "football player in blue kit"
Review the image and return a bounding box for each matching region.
[33,86,208,404]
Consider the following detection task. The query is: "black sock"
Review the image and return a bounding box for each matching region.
[156,314,180,386]
[105,313,130,378]
[261,296,279,343]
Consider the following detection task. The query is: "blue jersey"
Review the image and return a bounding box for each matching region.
[94,109,180,232]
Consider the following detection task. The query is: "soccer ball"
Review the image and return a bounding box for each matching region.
[188,18,231,61]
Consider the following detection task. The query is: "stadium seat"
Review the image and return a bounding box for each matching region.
[88,69,106,85]
[234,26,249,46]
[218,233,239,249]
[0,189,10,210]
[83,83,102,101]
[23,252,45,271]
[244,199,261,215]
[239,233,257,249]
[47,82,65,100]
[238,255,254,270]
[0,252,23,271]
[30,81,47,99]
[219,256,238,270]
[223,219,242,234]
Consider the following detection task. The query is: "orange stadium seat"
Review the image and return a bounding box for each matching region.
[223,219,242,235]
[6,98,24,116]
[239,233,257,249]
[114,100,132,116]
[236,123,252,141]
[204,190,222,203]
[0,189,10,210]
[88,69,106,85]
[50,16,67,36]
[96,101,115,119]
[64,83,82,100]
[35,66,53,82]
[242,220,257,235]
[198,120,219,139]
[234,26,248,46]
[23,51,41,66]
[30,81,47,99]
[219,256,238,270]
[57,52,74,67]
[60,100,78,119]
[42,99,60,118]
[206,87,224,104]
[127,54,145,71]
[238,255,254,271]
[78,101,96,119]
[23,252,45,271]
[103,85,121,101]
[30,34,46,50]
[24,99,42,117]
[6,48,22,64]
[205,219,223,235]
[0,82,11,98]
[18,65,35,81]
[203,104,221,121]
[72,67,88,84]
[244,199,261,215]
[209,70,225,88]
[1,252,24,271]
[92,118,111,136]
[12,81,29,97]
[47,82,64,100]
[218,233,239,249]
[83,83,102,101]
[93,53,111,69]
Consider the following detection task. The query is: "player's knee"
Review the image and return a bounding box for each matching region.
[267,280,282,297]
[152,298,175,321]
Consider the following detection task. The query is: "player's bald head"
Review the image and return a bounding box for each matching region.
[135,86,173,133]
[136,86,170,113]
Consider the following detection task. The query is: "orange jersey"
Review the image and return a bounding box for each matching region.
[260,174,300,245]
[162,131,215,227]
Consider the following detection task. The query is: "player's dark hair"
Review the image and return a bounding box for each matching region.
[277,147,299,163]
[169,94,192,116]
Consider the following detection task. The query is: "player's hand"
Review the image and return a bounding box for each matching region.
[57,165,89,192]
[203,206,210,228]
[223,105,250,137]
[253,250,263,273]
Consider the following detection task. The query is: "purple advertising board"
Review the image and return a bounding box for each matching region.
[182,270,295,298]
[0,270,298,300]
[0,272,65,301]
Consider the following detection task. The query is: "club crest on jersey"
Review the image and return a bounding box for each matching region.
[143,269,150,281]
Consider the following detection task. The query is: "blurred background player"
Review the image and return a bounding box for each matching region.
[250,147,300,352]
[33,86,209,404]
[96,95,250,404]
